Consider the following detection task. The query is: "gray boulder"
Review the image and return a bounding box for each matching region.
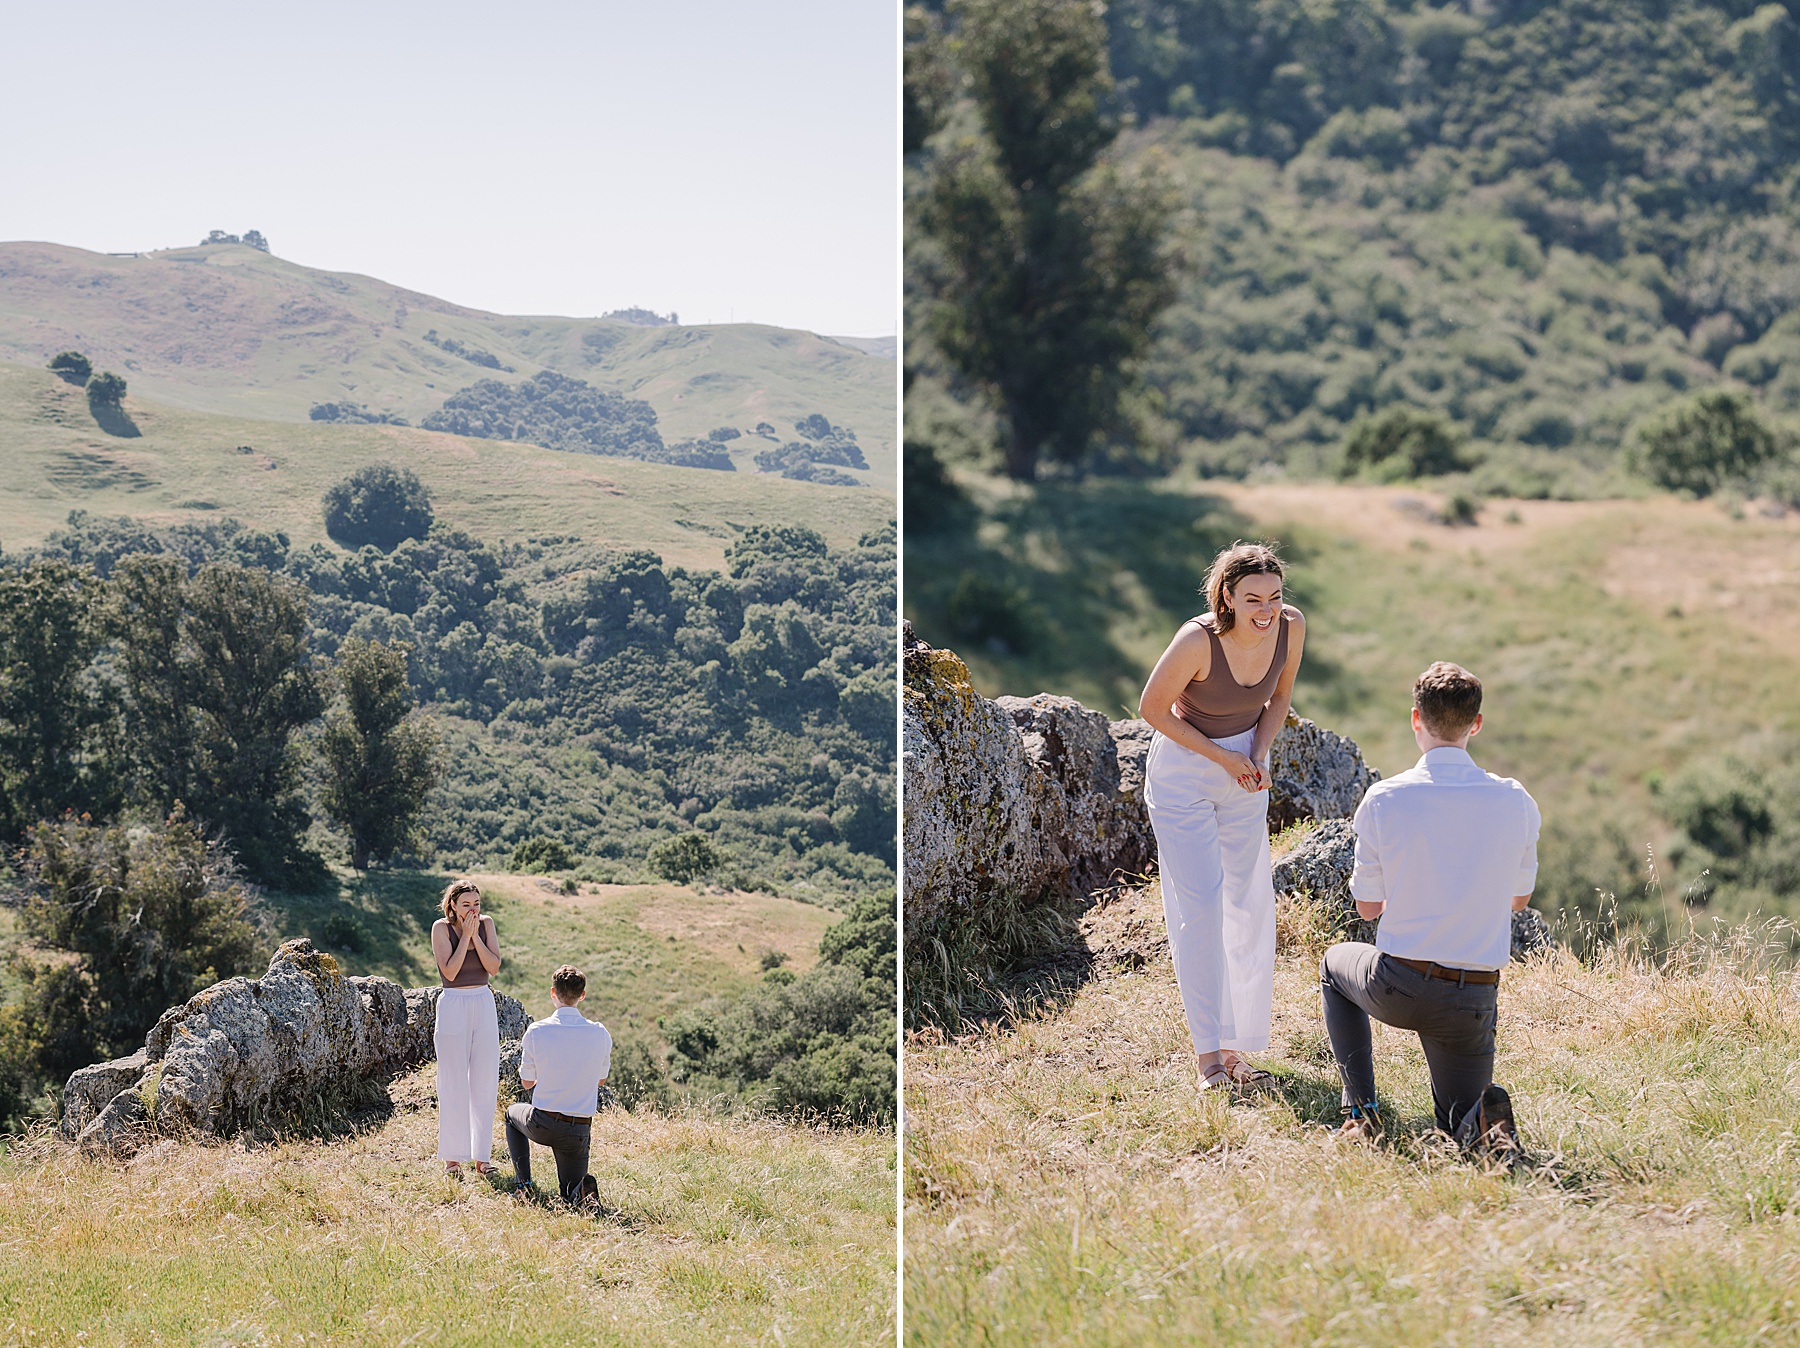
[76,1085,148,1157]
[1267,713,1381,831]
[63,937,530,1151]
[60,1048,150,1140]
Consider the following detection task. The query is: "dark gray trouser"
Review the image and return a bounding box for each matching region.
[1319,942,1498,1133]
[504,1103,591,1202]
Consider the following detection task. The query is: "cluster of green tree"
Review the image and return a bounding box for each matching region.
[29,499,897,903]
[753,416,871,485]
[48,351,90,386]
[906,0,1800,500]
[309,402,411,426]
[418,370,734,469]
[663,889,895,1124]
[602,307,678,326]
[200,229,269,252]
[422,329,514,372]
[0,548,437,883]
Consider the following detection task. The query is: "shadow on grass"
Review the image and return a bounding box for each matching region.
[89,404,140,438]
[906,478,1262,704]
[263,868,450,987]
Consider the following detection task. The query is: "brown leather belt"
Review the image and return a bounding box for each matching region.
[533,1108,592,1126]
[1386,955,1500,986]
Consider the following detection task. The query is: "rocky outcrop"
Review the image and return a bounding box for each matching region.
[902,624,1380,940]
[1271,820,1557,960]
[1267,715,1382,832]
[61,937,529,1154]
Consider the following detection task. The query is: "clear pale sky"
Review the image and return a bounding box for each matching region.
[0,2,897,336]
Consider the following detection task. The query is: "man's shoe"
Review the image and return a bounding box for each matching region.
[1328,1103,1383,1144]
[1454,1084,1521,1161]
[576,1174,600,1211]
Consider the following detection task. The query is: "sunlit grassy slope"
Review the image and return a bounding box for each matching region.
[905,473,1800,924]
[0,361,892,570]
[904,881,1800,1346]
[0,241,894,484]
[0,1071,895,1346]
[266,870,835,1054]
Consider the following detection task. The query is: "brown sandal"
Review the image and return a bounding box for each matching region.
[1220,1053,1274,1088]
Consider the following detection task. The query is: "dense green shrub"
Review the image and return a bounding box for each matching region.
[16,807,263,1084]
[1341,406,1468,480]
[647,832,720,884]
[321,464,435,551]
[510,837,575,873]
[1631,391,1784,496]
[420,370,668,461]
[664,890,895,1124]
[309,402,410,426]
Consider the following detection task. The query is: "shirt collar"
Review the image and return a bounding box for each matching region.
[1417,745,1478,770]
[550,1005,586,1022]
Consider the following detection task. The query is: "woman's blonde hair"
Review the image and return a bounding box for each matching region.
[441,879,482,925]
[1203,541,1285,635]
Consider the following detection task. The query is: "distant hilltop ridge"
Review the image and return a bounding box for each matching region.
[0,241,895,482]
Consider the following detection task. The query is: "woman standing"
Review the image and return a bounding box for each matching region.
[1139,542,1305,1093]
[433,878,502,1175]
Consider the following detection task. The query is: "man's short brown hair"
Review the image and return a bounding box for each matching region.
[1414,661,1483,738]
[551,965,587,1001]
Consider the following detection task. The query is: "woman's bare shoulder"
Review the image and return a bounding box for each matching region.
[1282,604,1305,627]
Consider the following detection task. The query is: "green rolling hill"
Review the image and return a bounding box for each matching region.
[0,359,889,570]
[0,240,894,488]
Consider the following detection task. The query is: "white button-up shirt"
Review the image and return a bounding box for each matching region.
[518,1005,613,1118]
[1350,745,1541,971]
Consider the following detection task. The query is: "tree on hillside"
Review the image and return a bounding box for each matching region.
[85,371,138,438]
[0,562,116,841]
[104,555,198,813]
[48,351,91,386]
[179,565,325,881]
[319,637,442,870]
[917,0,1177,480]
[647,832,721,885]
[16,807,261,1082]
[321,463,435,552]
[1632,391,1784,497]
[1340,407,1468,481]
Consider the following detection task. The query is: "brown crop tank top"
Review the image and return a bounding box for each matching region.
[1173,612,1290,739]
[439,919,493,989]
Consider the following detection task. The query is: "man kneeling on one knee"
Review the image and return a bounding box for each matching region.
[507,964,612,1206]
[1321,661,1539,1151]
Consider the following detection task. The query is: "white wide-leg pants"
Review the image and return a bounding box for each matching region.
[1144,727,1276,1055]
[435,986,500,1163]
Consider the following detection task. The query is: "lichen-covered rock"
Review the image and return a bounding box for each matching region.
[75,1083,148,1157]
[1267,712,1380,831]
[994,694,1155,900]
[65,938,530,1151]
[59,1048,150,1141]
[903,625,1070,938]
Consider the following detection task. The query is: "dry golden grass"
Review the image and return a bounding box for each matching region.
[904,882,1800,1345]
[0,1066,895,1346]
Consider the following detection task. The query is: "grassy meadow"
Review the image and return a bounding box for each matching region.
[265,869,836,1050]
[0,361,891,571]
[905,473,1800,929]
[0,1068,896,1346]
[903,879,1800,1345]
[0,241,895,484]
